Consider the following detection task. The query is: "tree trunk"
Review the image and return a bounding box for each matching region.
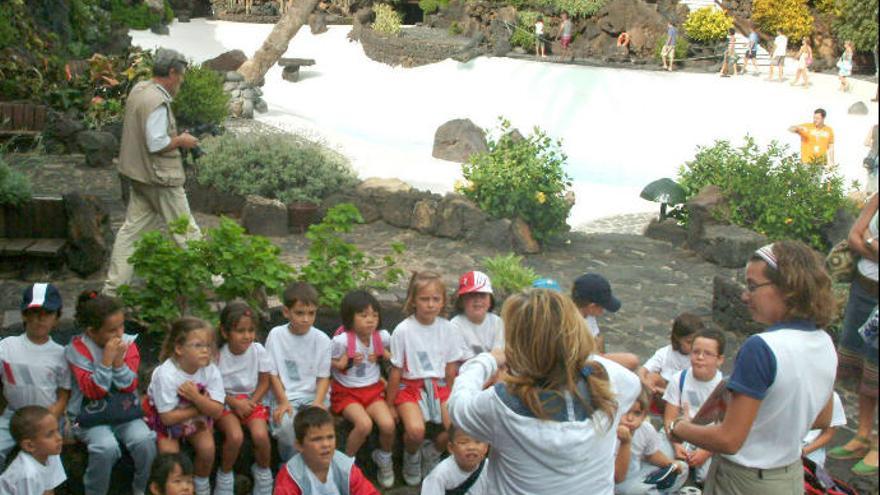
[237,0,322,84]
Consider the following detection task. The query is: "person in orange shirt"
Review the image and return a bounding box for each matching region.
[789,108,835,166]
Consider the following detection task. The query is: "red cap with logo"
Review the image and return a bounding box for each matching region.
[458,271,494,296]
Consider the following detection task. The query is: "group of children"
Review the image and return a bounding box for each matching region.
[0,267,848,495]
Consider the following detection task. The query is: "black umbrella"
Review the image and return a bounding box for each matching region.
[640,178,686,220]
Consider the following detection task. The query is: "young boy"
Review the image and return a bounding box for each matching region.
[274,406,378,495]
[803,392,846,468]
[571,273,621,354]
[421,424,489,495]
[0,405,66,494]
[0,283,71,467]
[266,282,332,462]
[662,329,725,484]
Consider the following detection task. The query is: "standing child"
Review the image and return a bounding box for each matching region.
[662,329,725,484]
[149,453,195,495]
[535,16,546,57]
[329,290,396,488]
[0,283,71,467]
[67,291,157,495]
[421,424,489,495]
[386,271,463,486]
[214,301,282,495]
[803,392,846,468]
[146,317,225,495]
[0,406,66,494]
[265,282,332,462]
[452,271,504,361]
[638,313,703,396]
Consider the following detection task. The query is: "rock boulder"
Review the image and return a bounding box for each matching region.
[432,119,488,163]
[76,130,118,168]
[511,217,540,254]
[63,193,112,277]
[242,196,289,237]
[695,224,768,268]
[203,50,248,72]
[712,275,763,335]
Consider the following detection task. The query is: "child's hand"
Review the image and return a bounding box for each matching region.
[672,442,689,461]
[102,337,125,366]
[178,381,201,401]
[616,425,632,443]
[311,400,327,410]
[367,353,378,363]
[273,402,293,425]
[688,448,712,467]
[352,352,365,365]
[233,398,255,418]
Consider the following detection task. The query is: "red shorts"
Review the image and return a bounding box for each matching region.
[394,378,450,406]
[330,381,385,415]
[561,35,572,48]
[221,394,270,424]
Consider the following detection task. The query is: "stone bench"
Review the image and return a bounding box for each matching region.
[278,58,315,82]
[0,196,68,273]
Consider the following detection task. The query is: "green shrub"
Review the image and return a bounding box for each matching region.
[654,35,690,61]
[0,155,32,207]
[448,21,463,35]
[833,0,878,51]
[510,11,541,52]
[110,0,168,29]
[197,131,357,204]
[482,253,538,297]
[752,0,813,42]
[552,0,608,17]
[372,3,402,36]
[172,64,229,128]
[677,137,851,250]
[684,7,734,42]
[461,118,572,244]
[419,0,449,15]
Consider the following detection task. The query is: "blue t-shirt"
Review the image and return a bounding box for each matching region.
[748,32,759,52]
[666,26,677,46]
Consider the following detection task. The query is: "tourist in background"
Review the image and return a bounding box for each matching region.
[791,39,813,87]
[719,28,739,77]
[556,12,573,62]
[744,29,760,75]
[837,40,854,92]
[767,30,788,81]
[535,16,546,58]
[661,22,677,71]
[864,125,879,193]
[789,108,834,167]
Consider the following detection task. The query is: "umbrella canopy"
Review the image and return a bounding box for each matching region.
[640,178,686,205]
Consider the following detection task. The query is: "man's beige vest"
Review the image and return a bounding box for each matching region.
[118,80,184,187]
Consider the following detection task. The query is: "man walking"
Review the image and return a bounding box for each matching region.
[661,22,677,71]
[789,108,835,167]
[768,30,788,81]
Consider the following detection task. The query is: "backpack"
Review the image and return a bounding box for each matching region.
[803,456,859,495]
[333,325,384,373]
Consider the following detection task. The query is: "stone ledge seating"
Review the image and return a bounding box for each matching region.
[278,58,316,82]
[0,196,67,266]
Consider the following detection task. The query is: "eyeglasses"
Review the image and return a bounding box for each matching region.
[691,350,718,358]
[746,281,774,293]
[184,342,211,350]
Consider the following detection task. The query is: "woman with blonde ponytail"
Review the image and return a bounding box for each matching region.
[448,289,641,494]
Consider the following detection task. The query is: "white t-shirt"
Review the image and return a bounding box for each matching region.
[330,330,390,388]
[617,422,661,482]
[586,316,601,337]
[662,368,723,418]
[147,359,225,413]
[803,392,846,467]
[0,335,71,410]
[422,456,488,495]
[643,345,691,382]
[535,21,544,36]
[856,211,878,280]
[217,343,275,396]
[305,466,341,495]
[390,316,463,380]
[266,325,332,402]
[0,452,66,494]
[772,34,788,57]
[451,314,504,361]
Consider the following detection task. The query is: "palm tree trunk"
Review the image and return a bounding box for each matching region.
[237,0,322,84]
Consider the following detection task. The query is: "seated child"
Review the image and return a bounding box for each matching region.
[265,282,331,462]
[639,313,704,398]
[570,274,640,371]
[148,452,195,495]
[662,329,725,484]
[0,406,66,494]
[615,386,687,495]
[421,424,489,495]
[802,392,846,468]
[0,283,71,467]
[452,271,504,361]
[274,406,379,495]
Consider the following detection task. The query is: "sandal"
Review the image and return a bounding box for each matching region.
[851,458,879,477]
[828,436,871,460]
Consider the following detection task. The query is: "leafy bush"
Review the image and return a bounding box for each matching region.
[197,131,357,204]
[419,0,449,15]
[372,3,402,36]
[677,137,850,249]
[684,7,734,43]
[510,11,541,52]
[461,118,572,243]
[654,35,690,61]
[0,155,32,207]
[84,97,124,130]
[752,0,813,42]
[172,64,230,128]
[299,204,406,309]
[482,253,538,298]
[555,0,608,17]
[110,0,173,30]
[448,21,463,35]
[833,0,878,51]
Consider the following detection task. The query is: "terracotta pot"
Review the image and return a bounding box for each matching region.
[287,201,320,233]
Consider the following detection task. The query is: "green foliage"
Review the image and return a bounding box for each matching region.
[372,3,402,36]
[448,21,463,35]
[654,35,690,60]
[0,3,18,49]
[833,0,878,52]
[461,118,572,243]
[677,137,850,250]
[552,0,608,17]
[110,0,173,30]
[419,0,449,14]
[299,204,406,309]
[684,7,734,42]
[0,154,33,207]
[68,0,113,58]
[510,11,541,52]
[172,64,230,128]
[197,131,357,204]
[482,253,538,296]
[84,97,124,130]
[752,0,813,42]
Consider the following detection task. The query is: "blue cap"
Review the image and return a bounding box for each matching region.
[21,283,63,312]
[572,273,621,313]
[532,278,562,292]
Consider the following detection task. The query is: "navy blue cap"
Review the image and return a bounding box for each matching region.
[21,283,63,312]
[572,274,621,313]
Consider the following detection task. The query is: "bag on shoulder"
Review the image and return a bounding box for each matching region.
[77,390,144,428]
[826,239,856,283]
[803,456,859,495]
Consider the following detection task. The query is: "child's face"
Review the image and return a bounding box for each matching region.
[88,311,125,348]
[224,316,256,355]
[175,329,212,370]
[150,464,194,495]
[462,293,491,324]
[297,423,336,472]
[579,303,604,318]
[23,414,63,461]
[690,337,723,378]
[448,431,489,472]
[676,334,696,355]
[352,305,379,336]
[22,308,59,342]
[620,402,648,432]
[414,283,444,324]
[284,301,317,335]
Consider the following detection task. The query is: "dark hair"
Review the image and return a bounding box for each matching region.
[75,290,123,332]
[814,108,827,118]
[218,300,257,346]
[447,423,467,442]
[340,290,382,331]
[454,291,496,315]
[694,328,727,356]
[294,406,334,443]
[10,406,52,444]
[282,282,319,309]
[160,317,212,361]
[729,27,736,35]
[671,312,705,351]
[148,453,194,494]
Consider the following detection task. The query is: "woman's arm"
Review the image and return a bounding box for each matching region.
[672,391,762,454]
[447,352,499,443]
[848,193,879,260]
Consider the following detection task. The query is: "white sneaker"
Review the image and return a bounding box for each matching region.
[420,440,443,478]
[371,449,395,488]
[403,450,422,486]
[213,470,234,495]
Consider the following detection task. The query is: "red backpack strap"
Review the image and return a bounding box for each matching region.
[372,331,384,357]
[333,325,357,360]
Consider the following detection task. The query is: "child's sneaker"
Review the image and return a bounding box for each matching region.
[371,449,395,488]
[251,464,274,495]
[420,440,443,478]
[213,470,234,495]
[403,449,422,486]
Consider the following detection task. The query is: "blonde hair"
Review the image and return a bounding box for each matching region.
[403,271,447,317]
[500,289,617,424]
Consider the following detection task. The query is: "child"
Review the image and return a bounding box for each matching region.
[662,329,725,483]
[0,406,66,494]
[66,291,157,495]
[148,452,195,495]
[639,313,704,395]
[0,283,71,467]
[265,282,332,462]
[534,16,546,58]
[214,301,281,495]
[329,290,395,488]
[386,271,463,486]
[146,317,225,495]
[571,273,622,354]
[802,392,846,468]
[421,423,489,495]
[274,406,379,495]
[452,271,504,361]
[615,386,687,495]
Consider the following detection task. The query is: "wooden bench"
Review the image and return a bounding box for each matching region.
[0,196,68,273]
[0,102,48,137]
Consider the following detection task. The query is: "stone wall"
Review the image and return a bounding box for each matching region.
[352,25,472,67]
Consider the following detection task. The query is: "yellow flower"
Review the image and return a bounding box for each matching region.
[785,218,794,224]
[535,191,547,204]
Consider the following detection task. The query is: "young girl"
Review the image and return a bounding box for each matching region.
[791,39,813,87]
[66,291,157,495]
[638,313,703,397]
[149,452,195,495]
[452,271,504,361]
[330,290,396,488]
[214,301,279,495]
[535,16,546,57]
[386,271,463,486]
[146,317,225,495]
[837,40,853,92]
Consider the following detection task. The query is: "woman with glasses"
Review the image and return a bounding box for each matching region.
[668,241,837,494]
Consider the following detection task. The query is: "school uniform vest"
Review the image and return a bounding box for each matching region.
[118,80,184,187]
[285,451,353,495]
